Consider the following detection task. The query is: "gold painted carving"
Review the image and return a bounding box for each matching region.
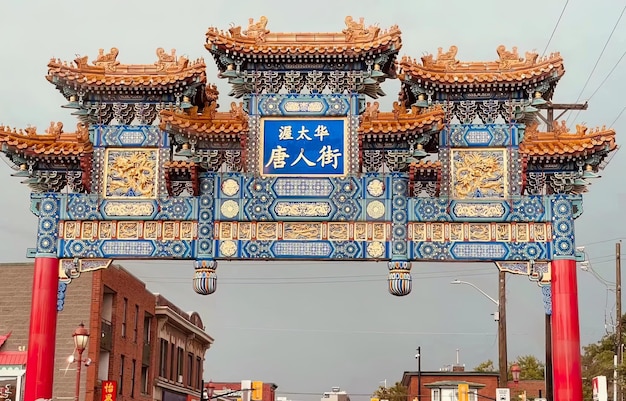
[222,179,240,196]
[468,223,490,241]
[180,222,194,240]
[366,200,385,219]
[283,223,322,240]
[257,223,278,240]
[283,101,324,113]
[496,224,510,241]
[104,201,155,216]
[162,222,176,240]
[81,222,95,239]
[533,223,547,241]
[105,149,158,198]
[450,223,464,241]
[412,223,426,241]
[144,221,158,239]
[452,149,506,199]
[367,241,385,258]
[431,223,444,241]
[64,221,79,239]
[98,222,114,239]
[221,200,240,218]
[516,223,530,242]
[238,223,252,240]
[220,223,233,240]
[328,223,349,241]
[453,202,505,218]
[372,223,386,241]
[354,223,367,241]
[219,240,237,257]
[117,222,139,239]
[274,202,331,217]
[367,179,385,197]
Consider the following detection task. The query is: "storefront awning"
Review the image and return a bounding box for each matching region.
[0,351,26,366]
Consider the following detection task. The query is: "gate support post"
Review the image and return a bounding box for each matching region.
[551,258,582,401]
[24,256,59,401]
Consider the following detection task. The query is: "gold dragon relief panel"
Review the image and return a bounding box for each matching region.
[104,148,159,199]
[451,149,507,199]
[409,222,551,242]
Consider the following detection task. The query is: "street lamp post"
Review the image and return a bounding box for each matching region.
[71,322,90,401]
[451,279,507,388]
[415,346,421,401]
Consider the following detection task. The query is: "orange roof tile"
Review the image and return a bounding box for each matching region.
[206,16,402,58]
[0,122,92,157]
[160,102,248,138]
[47,48,206,90]
[410,160,442,170]
[398,45,565,86]
[520,121,616,157]
[164,160,199,169]
[359,102,445,134]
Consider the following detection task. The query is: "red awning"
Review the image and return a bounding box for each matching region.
[0,351,27,365]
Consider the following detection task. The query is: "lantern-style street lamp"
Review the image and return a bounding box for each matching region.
[511,362,521,385]
[71,323,91,401]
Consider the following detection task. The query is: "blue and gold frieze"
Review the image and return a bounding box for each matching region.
[411,241,550,261]
[410,196,548,222]
[441,124,520,147]
[409,222,551,242]
[93,125,168,148]
[60,239,194,259]
[256,94,352,116]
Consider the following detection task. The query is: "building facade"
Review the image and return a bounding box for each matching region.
[402,371,499,401]
[0,262,212,401]
[208,381,278,401]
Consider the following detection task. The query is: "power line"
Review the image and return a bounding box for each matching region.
[609,105,626,129]
[569,4,626,106]
[541,0,570,57]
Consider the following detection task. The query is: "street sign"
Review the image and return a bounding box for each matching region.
[496,388,510,401]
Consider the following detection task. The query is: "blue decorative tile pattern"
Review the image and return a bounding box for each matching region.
[273,178,334,197]
[257,94,350,116]
[156,197,197,220]
[550,195,575,258]
[390,175,409,259]
[63,194,103,220]
[443,124,517,147]
[57,282,67,311]
[33,194,61,256]
[94,125,166,147]
[412,198,452,221]
[60,239,194,258]
[542,285,552,315]
[196,176,216,258]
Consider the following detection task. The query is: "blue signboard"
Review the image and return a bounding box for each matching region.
[260,118,347,176]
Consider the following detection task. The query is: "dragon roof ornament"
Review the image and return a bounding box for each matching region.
[47,47,206,89]
[398,45,565,86]
[520,121,616,157]
[359,101,445,134]
[0,122,92,157]
[206,16,402,58]
[159,100,248,137]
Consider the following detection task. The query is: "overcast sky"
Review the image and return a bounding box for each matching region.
[0,1,624,400]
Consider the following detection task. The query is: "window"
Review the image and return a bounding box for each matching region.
[159,339,168,378]
[141,365,149,394]
[196,356,202,390]
[432,389,440,401]
[133,305,139,342]
[170,343,176,381]
[187,353,194,386]
[177,347,184,382]
[143,314,152,344]
[131,359,136,398]
[121,298,128,338]
[119,355,125,395]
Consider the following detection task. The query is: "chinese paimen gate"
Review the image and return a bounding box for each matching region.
[0,16,617,401]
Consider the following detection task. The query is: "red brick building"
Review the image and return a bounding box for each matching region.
[0,262,213,401]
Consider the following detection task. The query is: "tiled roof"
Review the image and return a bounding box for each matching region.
[410,160,442,170]
[206,16,402,58]
[159,102,248,138]
[47,48,206,90]
[0,122,92,157]
[398,45,565,86]
[0,351,26,366]
[520,121,616,157]
[359,102,445,134]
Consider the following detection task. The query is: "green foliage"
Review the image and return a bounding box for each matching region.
[372,382,408,401]
[509,355,545,380]
[581,314,626,401]
[474,359,497,372]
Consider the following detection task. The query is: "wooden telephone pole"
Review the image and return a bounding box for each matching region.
[535,101,588,401]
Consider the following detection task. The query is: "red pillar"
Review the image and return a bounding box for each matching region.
[24,256,59,401]
[551,259,582,401]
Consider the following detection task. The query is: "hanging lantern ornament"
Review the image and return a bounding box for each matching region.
[193,260,218,295]
[387,261,412,296]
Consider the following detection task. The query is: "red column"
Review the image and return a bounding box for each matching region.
[551,259,582,401]
[24,256,59,401]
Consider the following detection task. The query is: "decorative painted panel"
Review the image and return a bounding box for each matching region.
[104,148,159,198]
[257,94,351,116]
[442,124,519,147]
[450,149,507,199]
[93,125,167,148]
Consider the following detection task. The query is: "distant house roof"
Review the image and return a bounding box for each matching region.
[0,351,26,366]
[425,381,486,388]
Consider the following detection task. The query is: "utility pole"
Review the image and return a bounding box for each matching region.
[416,346,422,401]
[535,101,588,401]
[498,270,508,388]
[617,242,622,401]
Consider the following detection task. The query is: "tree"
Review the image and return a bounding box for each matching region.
[581,313,626,401]
[474,359,497,372]
[372,382,408,401]
[509,355,545,380]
